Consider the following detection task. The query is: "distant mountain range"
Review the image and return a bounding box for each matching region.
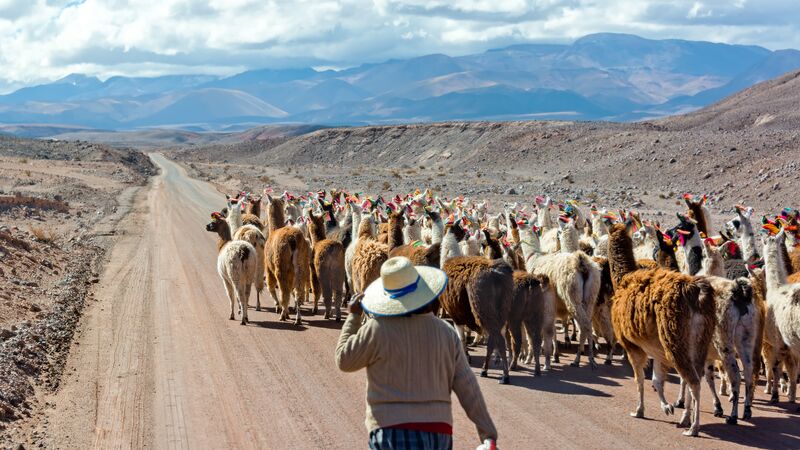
[1,33,799,131]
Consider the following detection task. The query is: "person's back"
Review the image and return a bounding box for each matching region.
[336,257,497,450]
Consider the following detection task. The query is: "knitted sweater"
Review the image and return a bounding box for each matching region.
[335,311,498,442]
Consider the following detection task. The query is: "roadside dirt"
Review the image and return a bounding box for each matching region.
[31,154,799,449]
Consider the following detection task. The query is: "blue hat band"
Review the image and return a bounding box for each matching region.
[384,275,420,299]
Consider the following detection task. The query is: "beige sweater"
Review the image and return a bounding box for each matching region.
[335,311,497,442]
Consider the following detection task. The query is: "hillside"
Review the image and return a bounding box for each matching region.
[172,70,800,218]
[2,34,800,130]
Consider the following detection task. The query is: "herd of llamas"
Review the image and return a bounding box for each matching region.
[204,188,800,437]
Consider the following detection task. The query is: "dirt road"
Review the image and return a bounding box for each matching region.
[42,154,799,449]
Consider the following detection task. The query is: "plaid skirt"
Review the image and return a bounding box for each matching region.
[368,428,453,450]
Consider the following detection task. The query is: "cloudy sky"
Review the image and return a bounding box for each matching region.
[0,0,798,93]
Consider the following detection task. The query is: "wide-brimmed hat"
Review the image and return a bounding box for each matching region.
[362,257,448,317]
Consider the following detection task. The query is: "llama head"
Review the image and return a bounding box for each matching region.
[205,212,228,235]
[676,213,698,235]
[444,222,467,242]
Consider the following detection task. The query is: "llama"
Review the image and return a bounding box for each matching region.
[608,223,716,437]
[344,201,364,294]
[507,271,555,375]
[672,274,758,425]
[591,257,617,365]
[697,239,725,277]
[205,212,257,325]
[233,224,266,311]
[761,228,800,404]
[306,210,346,321]
[403,215,422,244]
[532,226,601,368]
[264,195,311,325]
[440,256,514,384]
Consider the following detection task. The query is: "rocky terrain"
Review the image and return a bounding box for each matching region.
[0,136,153,445]
[170,69,800,224]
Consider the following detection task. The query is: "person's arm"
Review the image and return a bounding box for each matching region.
[452,337,498,442]
[335,296,378,372]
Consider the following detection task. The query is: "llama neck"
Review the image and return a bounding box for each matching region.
[216,223,232,253]
[247,202,261,218]
[309,221,326,245]
[607,226,639,289]
[227,206,242,237]
[699,246,725,277]
[764,239,788,292]
[689,205,710,236]
[539,208,554,229]
[430,219,444,244]
[388,218,404,250]
[351,209,362,237]
[440,232,463,268]
[560,226,580,253]
[738,222,757,260]
[403,222,421,244]
[268,202,286,232]
[358,218,374,240]
[519,228,542,269]
[682,234,704,275]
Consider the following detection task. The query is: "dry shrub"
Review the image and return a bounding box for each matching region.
[0,194,69,212]
[29,226,58,244]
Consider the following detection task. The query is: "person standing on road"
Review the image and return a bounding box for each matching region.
[335,256,498,450]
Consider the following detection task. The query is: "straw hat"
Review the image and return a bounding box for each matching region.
[362,257,448,316]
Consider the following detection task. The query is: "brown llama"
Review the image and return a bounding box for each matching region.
[508,271,555,375]
[440,256,514,384]
[306,210,346,321]
[608,223,716,437]
[264,195,311,325]
[205,213,257,325]
[351,214,389,294]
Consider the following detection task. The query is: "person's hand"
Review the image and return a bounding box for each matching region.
[349,293,364,316]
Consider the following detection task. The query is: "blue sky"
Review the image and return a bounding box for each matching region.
[0,0,798,92]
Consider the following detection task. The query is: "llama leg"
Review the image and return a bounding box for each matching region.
[256,289,261,312]
[508,321,522,371]
[704,364,724,419]
[238,281,249,325]
[481,334,494,378]
[266,270,279,310]
[571,320,596,369]
[741,352,754,420]
[569,318,578,342]
[720,352,741,424]
[674,378,686,409]
[605,337,615,365]
[333,287,343,322]
[626,347,647,418]
[717,360,729,397]
[552,335,560,364]
[497,331,511,385]
[541,321,554,373]
[684,380,702,437]
[652,361,674,416]
[787,358,798,404]
[769,356,781,403]
[293,287,303,325]
[455,324,470,362]
[223,279,236,320]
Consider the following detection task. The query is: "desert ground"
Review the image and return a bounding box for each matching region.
[2,71,800,448]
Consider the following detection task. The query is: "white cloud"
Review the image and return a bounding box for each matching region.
[0,0,799,92]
